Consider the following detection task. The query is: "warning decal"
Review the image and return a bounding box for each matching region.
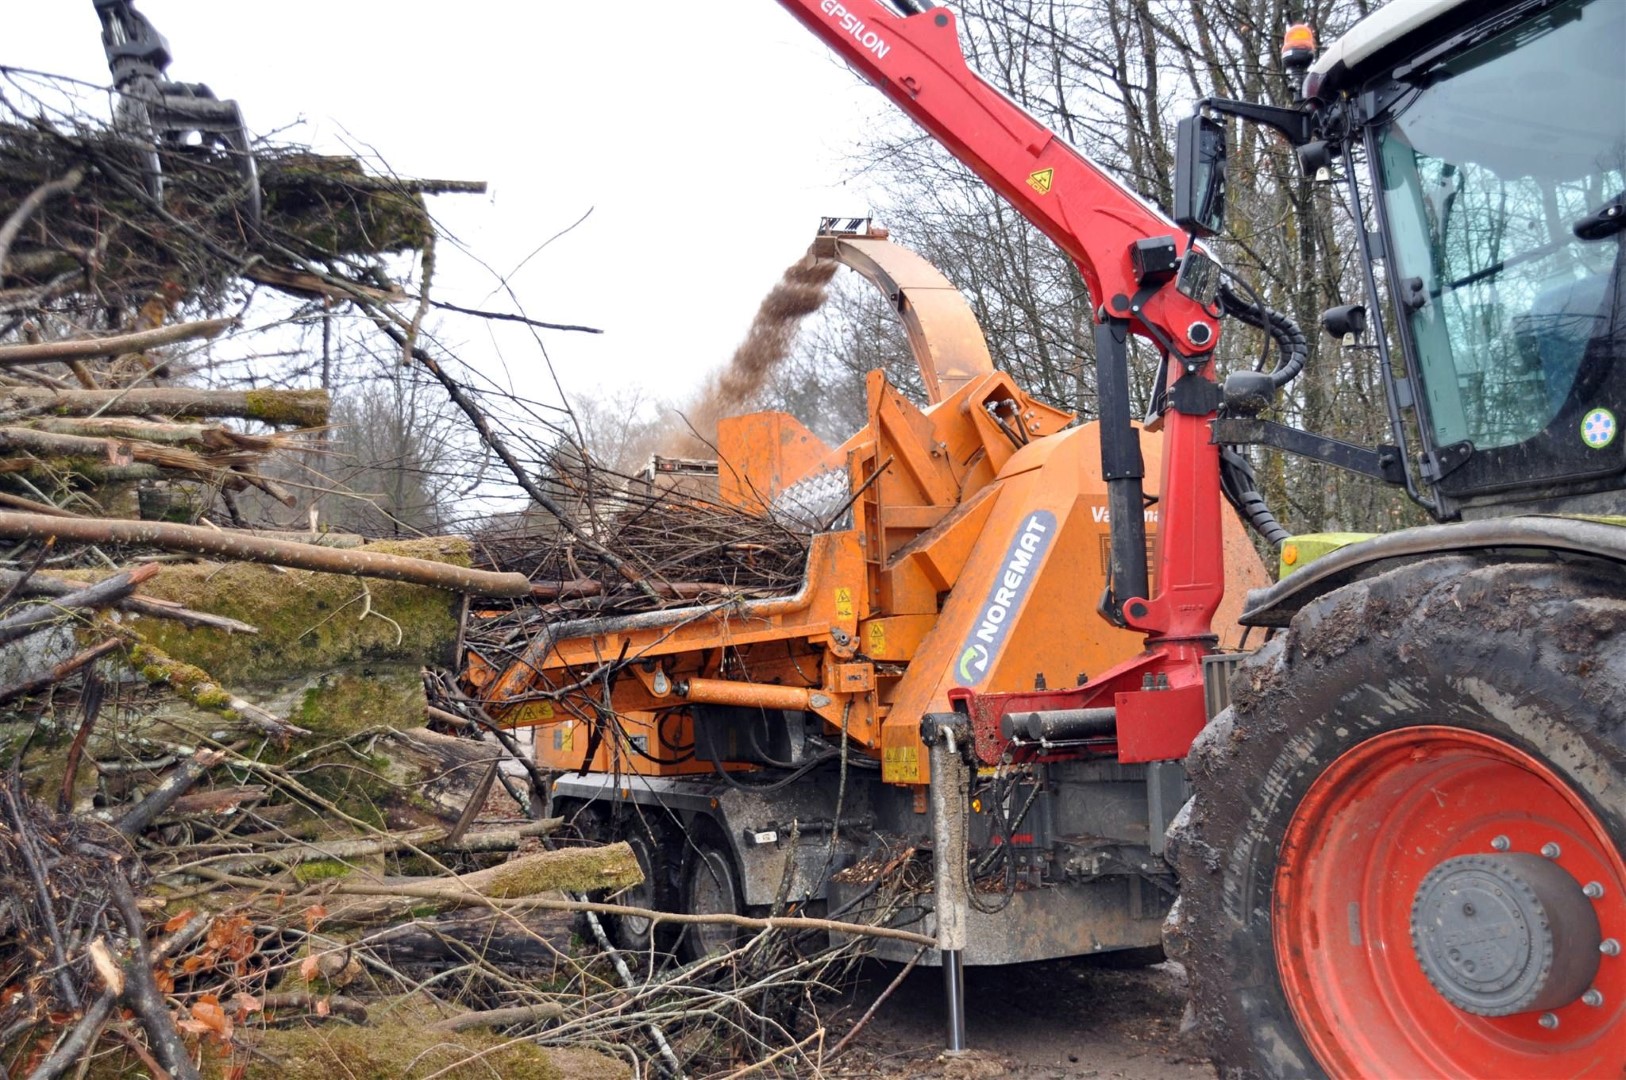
[1027,168,1054,195]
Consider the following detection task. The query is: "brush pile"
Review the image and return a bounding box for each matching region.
[0,64,934,1080]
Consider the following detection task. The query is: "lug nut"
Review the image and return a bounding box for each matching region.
[1602,939,1621,957]
[1540,842,1561,859]
[1583,881,1605,899]
[1581,989,1604,1007]
[1491,835,1511,852]
[1538,1013,1560,1030]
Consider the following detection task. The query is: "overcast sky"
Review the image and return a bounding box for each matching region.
[9,2,887,409]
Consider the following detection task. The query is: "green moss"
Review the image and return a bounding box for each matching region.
[242,387,330,427]
[293,669,424,738]
[199,1016,572,1080]
[292,858,352,884]
[89,538,470,686]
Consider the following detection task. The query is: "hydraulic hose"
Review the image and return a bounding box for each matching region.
[1217,282,1309,390]
[1220,446,1291,547]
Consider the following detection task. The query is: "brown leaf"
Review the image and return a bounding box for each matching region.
[314,997,330,1018]
[163,909,197,933]
[299,954,320,983]
[302,904,328,931]
[232,992,262,1018]
[191,996,232,1040]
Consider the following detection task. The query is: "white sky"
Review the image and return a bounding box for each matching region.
[8,2,887,409]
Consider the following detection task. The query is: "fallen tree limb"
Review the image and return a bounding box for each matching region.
[0,317,232,366]
[260,992,368,1024]
[0,386,329,426]
[124,639,310,739]
[27,416,285,450]
[427,1002,564,1033]
[0,636,121,705]
[0,513,534,596]
[0,567,259,633]
[322,843,643,923]
[0,491,78,516]
[0,562,158,646]
[200,818,560,876]
[318,874,938,947]
[115,749,226,838]
[0,425,257,478]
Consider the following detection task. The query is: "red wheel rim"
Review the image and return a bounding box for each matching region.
[1274,726,1624,1078]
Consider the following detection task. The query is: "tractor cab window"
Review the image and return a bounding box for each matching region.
[1374,0,1624,480]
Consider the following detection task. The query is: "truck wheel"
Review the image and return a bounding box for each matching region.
[680,843,744,962]
[1172,558,1625,1078]
[608,828,672,954]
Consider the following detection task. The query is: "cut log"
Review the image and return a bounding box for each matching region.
[202,818,559,876]
[0,387,329,426]
[0,514,533,596]
[324,843,642,925]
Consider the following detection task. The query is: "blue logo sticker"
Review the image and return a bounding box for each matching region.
[952,511,1057,688]
[1581,408,1617,450]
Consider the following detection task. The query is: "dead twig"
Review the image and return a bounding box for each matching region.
[0,317,233,366]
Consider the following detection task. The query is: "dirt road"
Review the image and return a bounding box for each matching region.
[829,957,1217,1079]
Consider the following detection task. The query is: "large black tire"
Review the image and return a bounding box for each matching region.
[679,843,744,963]
[608,826,676,954]
[1171,557,1626,1079]
[560,801,678,955]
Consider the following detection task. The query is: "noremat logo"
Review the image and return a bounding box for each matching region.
[953,511,1056,687]
[819,0,892,60]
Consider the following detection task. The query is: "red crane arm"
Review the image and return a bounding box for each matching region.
[773,0,1217,356]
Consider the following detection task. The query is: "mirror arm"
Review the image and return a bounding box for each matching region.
[1199,97,1315,146]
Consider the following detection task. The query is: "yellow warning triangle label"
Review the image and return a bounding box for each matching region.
[1027,168,1054,195]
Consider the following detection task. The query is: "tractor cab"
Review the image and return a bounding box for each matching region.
[1182,0,1625,520]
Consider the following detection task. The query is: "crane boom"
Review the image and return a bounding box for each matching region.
[773,0,1218,358]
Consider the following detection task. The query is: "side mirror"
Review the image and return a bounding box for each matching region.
[1174,115,1227,238]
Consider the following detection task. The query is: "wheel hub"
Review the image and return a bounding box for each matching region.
[1410,853,1601,1016]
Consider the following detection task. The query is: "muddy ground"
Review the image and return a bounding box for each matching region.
[828,957,1216,1080]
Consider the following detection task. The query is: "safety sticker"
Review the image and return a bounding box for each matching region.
[1582,408,1617,449]
[835,586,855,620]
[882,744,921,783]
[1027,168,1054,195]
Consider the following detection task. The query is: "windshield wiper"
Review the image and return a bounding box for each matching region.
[1574,193,1625,241]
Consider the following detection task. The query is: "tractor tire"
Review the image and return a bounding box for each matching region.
[1170,557,1626,1079]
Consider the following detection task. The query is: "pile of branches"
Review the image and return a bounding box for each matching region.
[470,459,810,622]
[0,113,461,313]
[0,667,933,1079]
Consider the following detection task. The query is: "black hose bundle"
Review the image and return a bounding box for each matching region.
[1220,447,1291,547]
[1217,281,1310,390]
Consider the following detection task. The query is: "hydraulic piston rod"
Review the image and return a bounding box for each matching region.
[1000,706,1117,742]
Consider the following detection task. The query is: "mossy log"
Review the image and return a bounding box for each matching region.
[127,640,309,738]
[91,540,472,686]
[324,843,642,925]
[204,818,560,876]
[0,515,531,597]
[0,387,329,427]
